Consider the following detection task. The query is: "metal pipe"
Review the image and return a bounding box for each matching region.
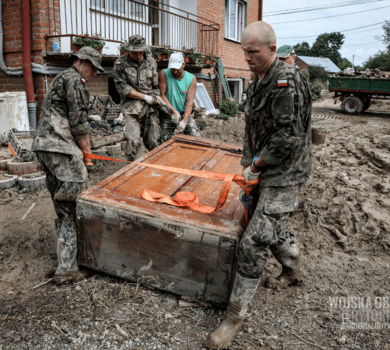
[258,0,263,21]
[22,0,37,129]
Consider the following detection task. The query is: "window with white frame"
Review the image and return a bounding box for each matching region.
[224,0,246,42]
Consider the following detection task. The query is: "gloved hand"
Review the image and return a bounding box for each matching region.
[239,188,254,210]
[171,111,181,125]
[174,120,187,135]
[154,96,165,108]
[243,166,260,181]
[143,94,155,105]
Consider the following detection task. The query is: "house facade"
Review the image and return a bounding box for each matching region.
[0,0,261,127]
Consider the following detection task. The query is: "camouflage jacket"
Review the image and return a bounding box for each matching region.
[242,58,312,187]
[113,53,160,115]
[32,66,90,160]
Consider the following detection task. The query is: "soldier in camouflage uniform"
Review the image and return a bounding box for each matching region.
[113,35,163,161]
[207,22,312,350]
[32,47,105,284]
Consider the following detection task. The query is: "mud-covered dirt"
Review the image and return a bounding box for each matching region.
[1,97,390,349]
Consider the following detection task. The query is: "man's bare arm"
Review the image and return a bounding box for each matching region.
[158,70,177,114]
[182,77,197,123]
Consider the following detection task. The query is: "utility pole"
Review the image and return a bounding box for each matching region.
[352,55,355,68]
[258,0,263,21]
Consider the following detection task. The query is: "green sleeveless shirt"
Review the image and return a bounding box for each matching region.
[163,69,194,114]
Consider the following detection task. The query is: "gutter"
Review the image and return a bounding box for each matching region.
[21,0,37,129]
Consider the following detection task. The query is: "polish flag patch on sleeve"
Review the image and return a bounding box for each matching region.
[277,79,288,87]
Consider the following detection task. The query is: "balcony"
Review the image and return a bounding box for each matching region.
[44,0,220,65]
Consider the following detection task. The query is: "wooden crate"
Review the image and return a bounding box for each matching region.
[77,135,246,304]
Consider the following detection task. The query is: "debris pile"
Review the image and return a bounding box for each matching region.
[88,96,124,139]
[332,68,390,78]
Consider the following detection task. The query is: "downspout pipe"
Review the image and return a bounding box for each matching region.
[22,0,37,130]
[258,0,263,21]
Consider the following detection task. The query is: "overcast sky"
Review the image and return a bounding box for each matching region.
[262,0,390,67]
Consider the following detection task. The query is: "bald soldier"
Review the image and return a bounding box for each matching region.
[206,22,312,349]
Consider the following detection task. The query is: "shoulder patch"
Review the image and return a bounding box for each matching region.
[277,79,288,88]
[81,78,87,84]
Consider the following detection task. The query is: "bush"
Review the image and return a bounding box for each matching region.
[73,36,105,50]
[311,79,326,101]
[302,69,310,81]
[219,99,240,117]
[308,66,329,83]
[215,113,230,120]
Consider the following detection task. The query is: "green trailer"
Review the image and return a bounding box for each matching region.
[328,76,390,115]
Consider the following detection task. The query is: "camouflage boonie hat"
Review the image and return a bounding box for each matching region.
[276,45,295,59]
[70,46,105,72]
[124,35,149,52]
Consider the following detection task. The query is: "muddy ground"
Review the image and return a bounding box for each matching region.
[1,96,390,349]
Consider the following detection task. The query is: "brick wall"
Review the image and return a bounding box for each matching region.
[197,0,259,101]
[47,74,109,97]
[296,58,309,71]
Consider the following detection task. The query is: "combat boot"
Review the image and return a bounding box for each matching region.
[206,273,260,350]
[265,232,303,290]
[53,224,89,284]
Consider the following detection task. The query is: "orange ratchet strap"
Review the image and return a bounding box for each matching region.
[84,153,259,214]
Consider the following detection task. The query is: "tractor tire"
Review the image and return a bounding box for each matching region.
[17,172,46,192]
[341,96,364,115]
[0,174,18,190]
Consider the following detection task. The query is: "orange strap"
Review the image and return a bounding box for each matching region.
[8,143,17,157]
[84,153,259,214]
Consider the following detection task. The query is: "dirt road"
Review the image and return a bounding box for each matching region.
[1,97,390,349]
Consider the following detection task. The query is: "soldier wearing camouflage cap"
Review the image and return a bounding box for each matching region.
[32,46,105,284]
[276,45,298,68]
[206,22,312,350]
[113,35,163,161]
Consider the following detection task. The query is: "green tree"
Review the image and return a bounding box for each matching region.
[293,41,311,56]
[338,57,353,71]
[310,32,345,66]
[364,50,390,71]
[375,20,390,50]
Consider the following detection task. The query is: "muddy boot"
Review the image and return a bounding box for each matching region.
[53,268,90,284]
[53,225,88,284]
[265,232,303,290]
[206,274,260,350]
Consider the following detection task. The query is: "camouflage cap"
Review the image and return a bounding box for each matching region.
[276,45,295,59]
[124,35,149,52]
[70,46,105,72]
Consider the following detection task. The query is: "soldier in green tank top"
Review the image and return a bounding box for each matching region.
[158,52,200,142]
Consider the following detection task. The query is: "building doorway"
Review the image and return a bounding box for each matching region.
[227,78,243,103]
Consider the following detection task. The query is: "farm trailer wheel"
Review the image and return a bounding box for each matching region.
[341,96,364,115]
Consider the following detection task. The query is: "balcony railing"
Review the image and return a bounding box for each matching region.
[45,0,220,58]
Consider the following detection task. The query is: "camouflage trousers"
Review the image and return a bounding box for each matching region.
[123,111,161,160]
[160,113,200,144]
[36,151,88,273]
[237,184,301,279]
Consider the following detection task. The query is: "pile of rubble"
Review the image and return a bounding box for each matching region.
[88,95,124,138]
[332,68,390,78]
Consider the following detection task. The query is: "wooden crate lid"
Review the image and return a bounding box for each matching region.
[78,135,246,239]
